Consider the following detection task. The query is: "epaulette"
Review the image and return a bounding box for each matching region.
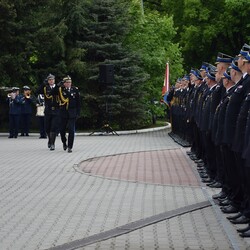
[234,85,243,93]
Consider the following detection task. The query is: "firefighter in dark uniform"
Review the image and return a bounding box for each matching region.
[190,69,206,160]
[241,83,250,236]
[226,45,250,228]
[213,64,239,200]
[211,54,235,200]
[168,79,181,135]
[37,74,60,151]
[207,54,231,188]
[220,45,250,214]
[58,76,80,153]
[200,66,218,184]
[196,69,209,163]
[7,87,22,138]
[185,70,196,145]
[20,86,34,136]
[179,76,189,140]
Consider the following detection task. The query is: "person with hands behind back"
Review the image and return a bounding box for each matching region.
[58,75,80,153]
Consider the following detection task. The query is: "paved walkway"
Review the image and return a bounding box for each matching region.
[0,128,250,250]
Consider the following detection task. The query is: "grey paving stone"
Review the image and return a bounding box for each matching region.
[0,129,249,250]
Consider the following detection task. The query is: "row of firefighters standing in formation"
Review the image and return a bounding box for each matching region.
[7,74,80,153]
[167,43,250,238]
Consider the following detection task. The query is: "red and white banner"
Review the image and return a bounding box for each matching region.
[163,62,169,93]
[162,62,169,95]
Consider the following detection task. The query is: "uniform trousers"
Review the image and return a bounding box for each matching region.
[242,165,250,218]
[221,145,242,208]
[9,114,20,137]
[234,152,247,214]
[60,117,76,149]
[38,116,46,137]
[20,113,31,134]
[45,112,60,135]
[193,124,202,159]
[203,131,216,179]
[214,145,224,184]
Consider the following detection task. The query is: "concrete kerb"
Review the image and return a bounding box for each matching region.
[0,123,171,137]
[77,123,171,136]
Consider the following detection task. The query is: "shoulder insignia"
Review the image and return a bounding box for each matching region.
[235,85,243,93]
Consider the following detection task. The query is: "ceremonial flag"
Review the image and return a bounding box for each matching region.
[164,62,170,93]
[161,85,167,96]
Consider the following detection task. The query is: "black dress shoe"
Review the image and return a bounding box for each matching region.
[207,180,216,186]
[197,167,205,170]
[68,148,72,153]
[198,172,207,176]
[202,178,213,183]
[227,212,242,220]
[190,155,198,159]
[209,182,222,188]
[218,196,228,202]
[63,143,68,151]
[221,205,238,214]
[230,215,250,224]
[239,229,250,237]
[197,164,205,169]
[195,159,203,164]
[200,174,209,178]
[198,169,206,173]
[212,191,227,200]
[50,145,55,151]
[207,181,217,187]
[199,173,209,179]
[219,199,231,206]
[237,224,250,233]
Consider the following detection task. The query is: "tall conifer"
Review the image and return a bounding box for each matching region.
[83,0,149,129]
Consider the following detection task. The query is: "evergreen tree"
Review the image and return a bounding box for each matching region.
[82,0,150,129]
[0,0,39,86]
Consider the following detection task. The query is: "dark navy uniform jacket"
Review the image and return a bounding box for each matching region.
[209,83,225,131]
[197,84,209,129]
[194,82,207,126]
[214,84,237,145]
[232,83,250,153]
[20,94,34,114]
[242,100,250,166]
[8,95,23,115]
[59,86,80,119]
[222,76,247,145]
[37,84,60,115]
[200,86,215,132]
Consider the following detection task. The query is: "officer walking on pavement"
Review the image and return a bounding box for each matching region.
[36,74,60,151]
[58,76,80,153]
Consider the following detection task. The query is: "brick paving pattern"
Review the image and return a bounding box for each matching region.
[78,149,200,186]
[0,128,249,250]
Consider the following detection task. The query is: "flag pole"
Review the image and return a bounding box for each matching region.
[165,61,169,92]
[162,61,169,96]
